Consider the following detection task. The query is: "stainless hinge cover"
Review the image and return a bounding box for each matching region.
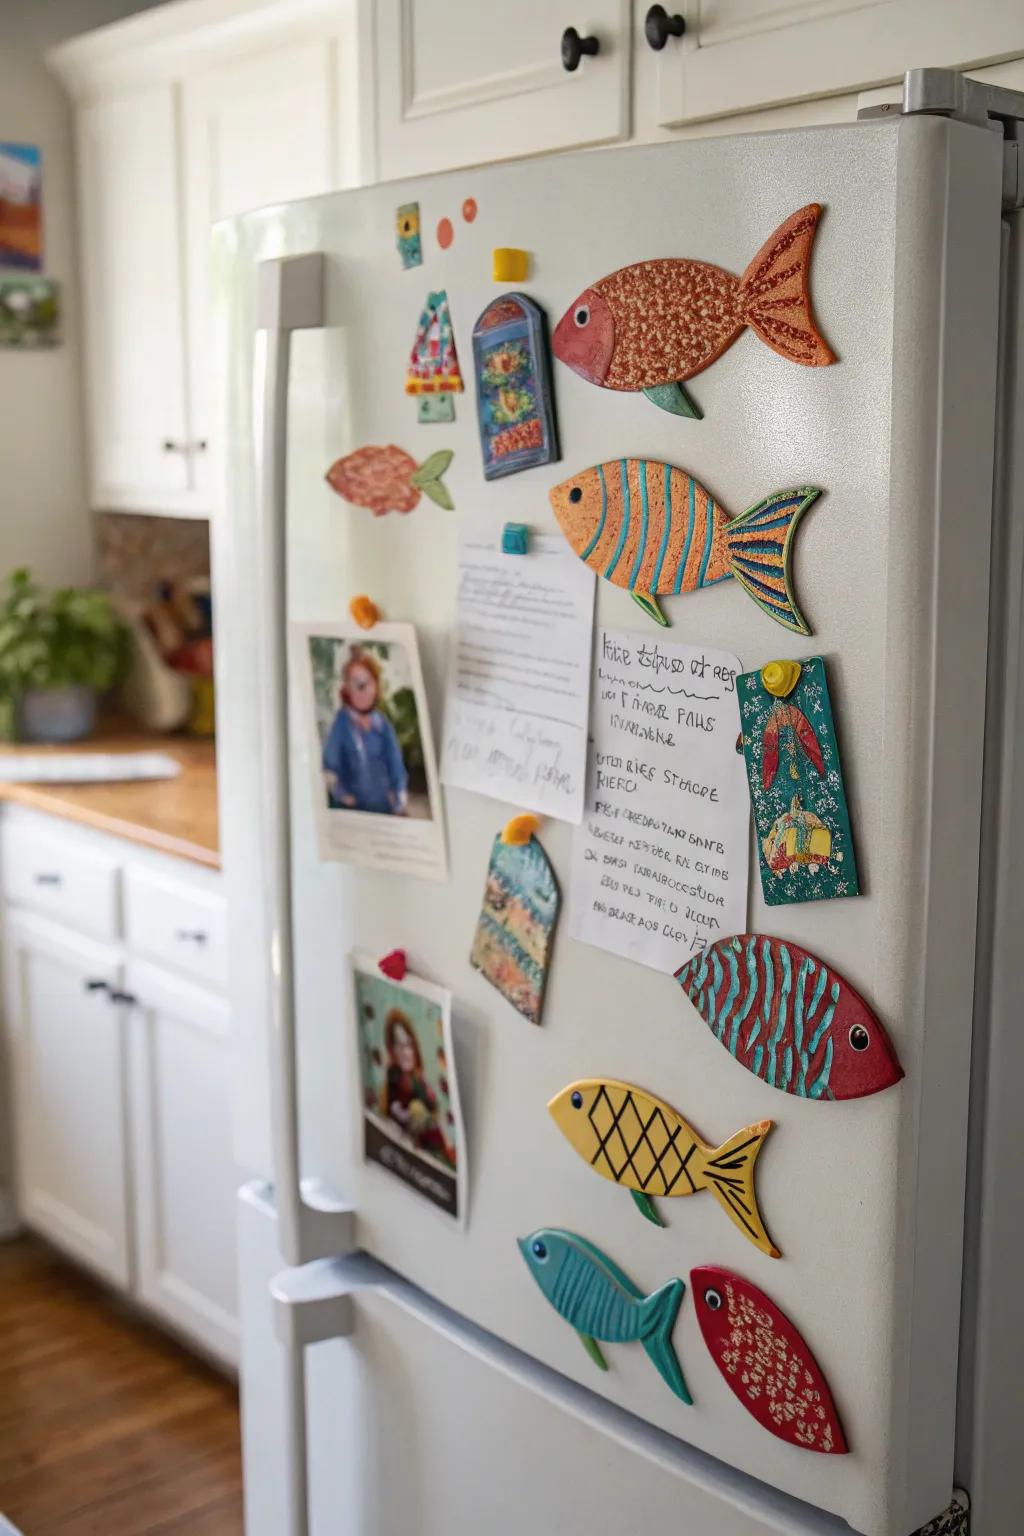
[859,68,1024,209]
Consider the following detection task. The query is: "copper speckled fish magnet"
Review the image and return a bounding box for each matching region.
[552,204,836,419]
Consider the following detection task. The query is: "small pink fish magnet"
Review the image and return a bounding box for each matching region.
[691,1266,849,1454]
[552,204,836,420]
[325,446,454,515]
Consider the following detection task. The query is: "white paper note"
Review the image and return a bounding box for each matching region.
[570,629,750,973]
[441,532,595,823]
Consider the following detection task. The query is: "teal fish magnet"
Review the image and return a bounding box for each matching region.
[738,657,858,905]
[518,1228,690,1403]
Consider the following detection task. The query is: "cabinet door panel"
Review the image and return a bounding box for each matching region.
[4,914,128,1284]
[645,0,1024,128]
[375,0,630,179]
[183,41,336,499]
[126,960,238,1364]
[77,87,196,514]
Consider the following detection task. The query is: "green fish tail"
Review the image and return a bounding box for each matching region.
[630,1189,665,1227]
[640,1278,691,1404]
[631,590,667,627]
[410,448,455,510]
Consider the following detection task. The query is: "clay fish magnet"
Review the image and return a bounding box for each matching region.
[518,1228,690,1403]
[549,459,819,632]
[552,204,836,420]
[325,446,454,515]
[676,935,903,1102]
[548,1079,779,1257]
[692,1266,848,1453]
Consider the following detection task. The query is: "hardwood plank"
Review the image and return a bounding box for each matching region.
[0,1236,242,1535]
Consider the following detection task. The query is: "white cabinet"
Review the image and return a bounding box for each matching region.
[77,87,201,517]
[182,41,339,500]
[3,910,129,1287]
[127,959,238,1364]
[373,0,631,179]
[0,809,238,1365]
[640,0,1024,131]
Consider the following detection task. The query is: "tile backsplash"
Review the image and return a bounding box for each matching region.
[95,511,210,600]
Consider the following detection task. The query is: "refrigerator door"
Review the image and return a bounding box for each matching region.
[215,115,1004,1536]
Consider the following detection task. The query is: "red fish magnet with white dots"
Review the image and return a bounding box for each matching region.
[691,1266,849,1454]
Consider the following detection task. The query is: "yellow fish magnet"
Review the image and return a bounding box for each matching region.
[548,1079,779,1258]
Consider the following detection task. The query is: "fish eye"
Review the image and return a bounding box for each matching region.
[849,1024,870,1052]
[704,1288,723,1312]
[570,1091,583,1109]
[568,486,583,504]
[574,305,590,328]
[531,1239,548,1261]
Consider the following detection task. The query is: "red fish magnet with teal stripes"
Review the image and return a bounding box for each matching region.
[549,460,819,633]
[675,935,903,1101]
[738,657,858,903]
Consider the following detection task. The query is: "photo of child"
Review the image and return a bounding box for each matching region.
[294,620,447,880]
[351,956,464,1223]
[309,634,431,820]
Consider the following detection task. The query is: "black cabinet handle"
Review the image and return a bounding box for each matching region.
[645,4,685,49]
[175,928,208,945]
[561,26,599,71]
[33,871,62,887]
[84,978,110,994]
[109,989,138,1006]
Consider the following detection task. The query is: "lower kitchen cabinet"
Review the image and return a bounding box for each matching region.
[3,910,130,1287]
[126,959,238,1364]
[0,808,238,1367]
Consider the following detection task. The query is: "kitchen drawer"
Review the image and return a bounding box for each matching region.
[123,864,226,989]
[1,821,120,940]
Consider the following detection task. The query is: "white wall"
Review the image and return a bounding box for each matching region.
[0,1,167,590]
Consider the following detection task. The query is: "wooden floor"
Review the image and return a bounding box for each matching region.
[0,1237,244,1535]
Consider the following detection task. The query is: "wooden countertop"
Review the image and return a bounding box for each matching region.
[0,720,219,869]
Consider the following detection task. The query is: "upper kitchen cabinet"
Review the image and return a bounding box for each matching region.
[49,0,371,519]
[637,0,1024,130]
[182,43,339,503]
[373,0,631,179]
[77,87,199,517]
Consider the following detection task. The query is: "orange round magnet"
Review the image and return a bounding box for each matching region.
[462,197,477,223]
[437,217,454,249]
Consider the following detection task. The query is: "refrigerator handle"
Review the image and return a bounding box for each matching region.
[255,254,355,1268]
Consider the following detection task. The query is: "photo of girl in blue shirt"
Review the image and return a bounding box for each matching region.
[323,650,409,815]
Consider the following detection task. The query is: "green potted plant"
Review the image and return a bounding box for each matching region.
[0,568,127,742]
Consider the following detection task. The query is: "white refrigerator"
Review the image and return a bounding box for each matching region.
[212,70,1024,1536]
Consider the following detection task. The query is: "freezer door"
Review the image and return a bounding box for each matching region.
[215,115,1004,1536]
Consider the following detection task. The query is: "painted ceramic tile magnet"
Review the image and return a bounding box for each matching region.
[395,202,422,269]
[470,827,558,1024]
[518,1229,691,1402]
[691,1266,848,1453]
[325,446,454,514]
[675,935,904,1101]
[472,293,559,479]
[406,290,463,412]
[548,1079,779,1256]
[738,657,858,901]
[552,203,836,419]
[549,460,819,631]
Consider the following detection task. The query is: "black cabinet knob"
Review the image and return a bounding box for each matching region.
[561,26,599,72]
[109,989,138,1006]
[84,978,110,994]
[645,4,685,49]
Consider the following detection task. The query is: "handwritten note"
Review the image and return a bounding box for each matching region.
[569,630,749,972]
[441,533,595,822]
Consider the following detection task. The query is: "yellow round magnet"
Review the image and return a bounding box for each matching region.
[760,660,802,698]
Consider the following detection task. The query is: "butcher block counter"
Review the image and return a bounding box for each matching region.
[0,720,219,869]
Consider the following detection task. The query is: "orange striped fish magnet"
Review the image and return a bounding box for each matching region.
[549,459,819,633]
